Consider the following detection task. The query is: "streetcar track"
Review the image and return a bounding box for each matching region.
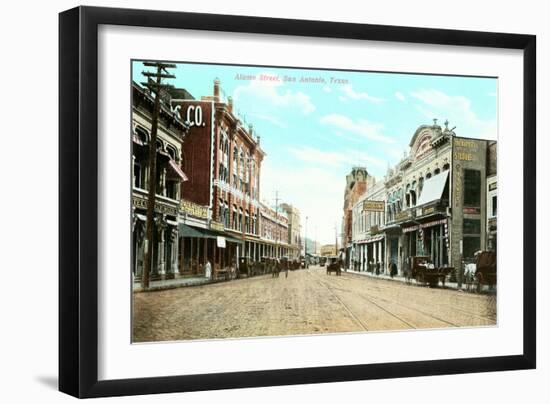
[307,272,370,332]
[315,271,460,329]
[340,271,495,324]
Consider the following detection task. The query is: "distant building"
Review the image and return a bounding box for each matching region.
[259,203,291,258]
[320,244,337,257]
[342,167,374,268]
[280,203,302,259]
[351,180,386,272]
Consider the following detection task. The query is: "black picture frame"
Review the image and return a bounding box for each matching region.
[59,6,536,398]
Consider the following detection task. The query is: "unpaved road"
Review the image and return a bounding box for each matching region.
[133,266,496,342]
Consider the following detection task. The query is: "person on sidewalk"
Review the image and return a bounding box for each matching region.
[204,260,212,281]
[389,260,397,278]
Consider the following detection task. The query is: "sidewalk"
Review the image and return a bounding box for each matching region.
[133,275,214,292]
[344,269,484,292]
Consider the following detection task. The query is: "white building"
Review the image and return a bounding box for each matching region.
[351,179,386,273]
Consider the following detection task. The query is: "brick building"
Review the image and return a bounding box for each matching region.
[172,79,300,272]
[342,167,373,268]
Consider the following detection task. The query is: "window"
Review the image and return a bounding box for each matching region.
[133,162,142,188]
[463,219,481,235]
[463,237,481,260]
[232,207,238,229]
[464,169,481,207]
[463,217,481,260]
[492,195,497,217]
[166,179,178,200]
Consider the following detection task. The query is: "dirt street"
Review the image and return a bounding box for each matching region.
[132,266,496,342]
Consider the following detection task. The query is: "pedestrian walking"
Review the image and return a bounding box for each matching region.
[204,260,212,281]
[389,260,397,278]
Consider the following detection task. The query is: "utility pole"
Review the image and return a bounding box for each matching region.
[140,62,176,290]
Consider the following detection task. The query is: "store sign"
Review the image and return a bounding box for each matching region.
[132,195,178,216]
[363,200,385,212]
[180,200,208,219]
[395,210,412,222]
[210,221,224,231]
[453,138,479,162]
[489,182,497,191]
[217,236,226,248]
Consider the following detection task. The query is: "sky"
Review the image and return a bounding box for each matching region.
[132,61,497,245]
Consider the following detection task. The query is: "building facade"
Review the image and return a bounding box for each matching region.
[486,141,497,252]
[342,167,373,268]
[280,203,302,259]
[320,244,337,257]
[351,180,386,272]
[162,79,301,276]
[349,120,496,281]
[131,82,189,281]
[259,203,292,258]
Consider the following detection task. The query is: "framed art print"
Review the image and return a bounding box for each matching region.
[59,6,536,398]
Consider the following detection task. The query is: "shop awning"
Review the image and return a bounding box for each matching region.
[178,223,206,238]
[132,133,144,146]
[416,171,449,206]
[179,223,244,244]
[168,159,188,182]
[356,234,384,244]
[212,231,242,244]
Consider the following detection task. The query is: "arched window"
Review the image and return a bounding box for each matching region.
[443,163,450,171]
[134,126,149,144]
[239,150,245,178]
[434,168,441,176]
[232,206,238,229]
[166,145,177,160]
[426,172,432,179]
[155,139,163,151]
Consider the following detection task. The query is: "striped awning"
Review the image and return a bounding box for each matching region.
[357,234,384,244]
[420,218,447,228]
[168,159,188,181]
[132,133,144,145]
[403,225,419,233]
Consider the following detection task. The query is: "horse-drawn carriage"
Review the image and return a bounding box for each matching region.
[474,250,497,292]
[326,256,342,276]
[238,256,254,278]
[409,256,453,287]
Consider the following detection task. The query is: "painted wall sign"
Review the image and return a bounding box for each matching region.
[362,200,385,212]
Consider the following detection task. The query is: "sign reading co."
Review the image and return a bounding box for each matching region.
[171,101,211,128]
